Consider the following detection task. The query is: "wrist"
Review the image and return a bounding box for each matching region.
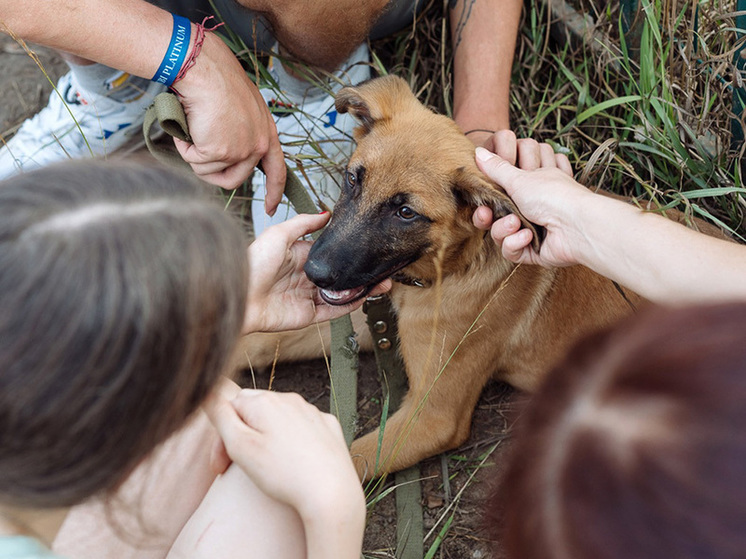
[463,129,496,147]
[301,488,366,559]
[454,92,511,133]
[298,477,365,522]
[170,30,237,100]
[150,14,192,87]
[171,16,224,90]
[456,113,510,135]
[571,192,641,269]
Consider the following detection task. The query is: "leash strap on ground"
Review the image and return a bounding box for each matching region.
[143,92,359,445]
[364,295,424,559]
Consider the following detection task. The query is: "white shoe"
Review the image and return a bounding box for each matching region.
[0,71,164,179]
[251,43,371,235]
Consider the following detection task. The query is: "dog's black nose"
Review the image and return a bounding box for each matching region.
[304,258,338,288]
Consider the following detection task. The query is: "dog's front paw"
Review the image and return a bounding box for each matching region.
[350,433,386,481]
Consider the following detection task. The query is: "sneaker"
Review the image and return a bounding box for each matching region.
[250,42,371,235]
[0,71,164,179]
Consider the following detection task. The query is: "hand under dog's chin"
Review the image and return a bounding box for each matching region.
[315,260,415,306]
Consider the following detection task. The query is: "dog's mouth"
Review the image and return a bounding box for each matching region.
[318,285,370,306]
[317,259,416,306]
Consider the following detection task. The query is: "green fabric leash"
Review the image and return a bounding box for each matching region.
[143,92,191,166]
[364,295,424,559]
[143,92,359,445]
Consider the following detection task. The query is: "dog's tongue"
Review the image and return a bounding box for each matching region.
[319,286,367,306]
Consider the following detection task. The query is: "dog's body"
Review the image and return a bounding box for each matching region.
[235,75,725,480]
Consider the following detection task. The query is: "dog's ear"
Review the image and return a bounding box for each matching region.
[335,75,420,135]
[452,167,544,252]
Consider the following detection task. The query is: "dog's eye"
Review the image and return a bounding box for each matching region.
[344,170,357,189]
[396,206,417,220]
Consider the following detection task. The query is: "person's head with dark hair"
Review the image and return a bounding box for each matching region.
[0,159,248,508]
[489,303,746,559]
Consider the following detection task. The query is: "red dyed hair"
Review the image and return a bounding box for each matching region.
[487,303,746,559]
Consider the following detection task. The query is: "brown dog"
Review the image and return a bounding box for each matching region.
[236,75,721,480]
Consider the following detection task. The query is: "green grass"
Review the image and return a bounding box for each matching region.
[506,0,745,238]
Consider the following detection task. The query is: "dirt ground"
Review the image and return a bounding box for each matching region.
[0,37,68,134]
[0,34,523,558]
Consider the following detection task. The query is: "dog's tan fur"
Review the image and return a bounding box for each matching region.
[234,75,726,480]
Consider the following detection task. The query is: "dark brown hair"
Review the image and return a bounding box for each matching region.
[0,160,248,508]
[489,303,746,559]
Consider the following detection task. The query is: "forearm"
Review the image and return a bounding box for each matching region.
[450,0,522,135]
[574,196,746,304]
[0,0,178,80]
[302,491,366,559]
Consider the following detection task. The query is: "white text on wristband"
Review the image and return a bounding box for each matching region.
[152,14,192,86]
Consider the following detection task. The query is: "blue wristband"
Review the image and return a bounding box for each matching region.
[152,14,192,86]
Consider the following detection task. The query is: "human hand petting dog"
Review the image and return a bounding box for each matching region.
[243,212,392,334]
[471,131,595,268]
[472,133,746,304]
[205,387,366,559]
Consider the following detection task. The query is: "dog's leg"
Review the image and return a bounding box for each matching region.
[350,344,494,480]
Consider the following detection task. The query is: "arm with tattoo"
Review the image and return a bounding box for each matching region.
[450,0,522,145]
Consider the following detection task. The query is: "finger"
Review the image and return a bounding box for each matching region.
[490,214,522,243]
[261,139,288,217]
[368,278,393,297]
[313,297,361,322]
[172,137,194,159]
[172,138,225,167]
[198,158,256,190]
[500,229,535,263]
[556,153,574,177]
[173,138,259,190]
[472,205,494,230]
[539,143,558,168]
[516,138,541,171]
[217,377,242,399]
[270,212,331,242]
[492,130,518,165]
[314,278,393,321]
[203,390,233,429]
[202,379,240,420]
[229,389,276,430]
[182,159,232,176]
[203,390,259,452]
[475,147,524,195]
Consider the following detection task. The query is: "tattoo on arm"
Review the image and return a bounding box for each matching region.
[451,0,477,51]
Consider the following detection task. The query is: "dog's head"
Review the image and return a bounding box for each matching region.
[304,75,541,306]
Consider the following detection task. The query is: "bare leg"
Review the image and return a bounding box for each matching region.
[54,388,308,559]
[53,411,220,559]
[166,465,306,559]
